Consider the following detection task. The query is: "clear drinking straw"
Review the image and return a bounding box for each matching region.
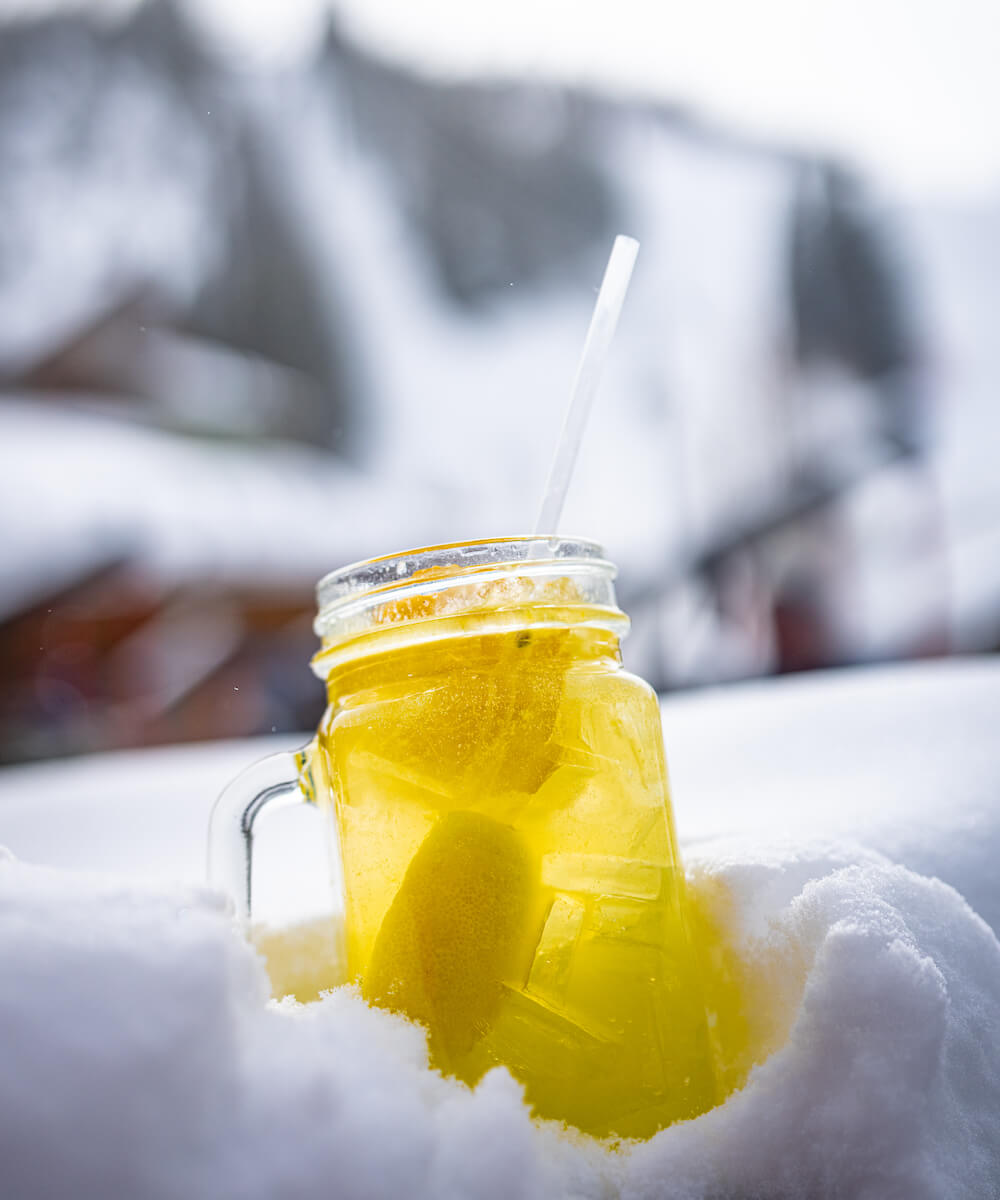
[534,235,639,535]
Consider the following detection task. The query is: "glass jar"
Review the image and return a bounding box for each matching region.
[210,537,716,1138]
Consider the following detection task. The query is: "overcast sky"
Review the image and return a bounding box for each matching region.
[4,0,1000,200]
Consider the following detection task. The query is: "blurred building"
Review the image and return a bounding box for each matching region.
[0,0,986,762]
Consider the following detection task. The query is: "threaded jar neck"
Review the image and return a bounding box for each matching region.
[311,537,627,679]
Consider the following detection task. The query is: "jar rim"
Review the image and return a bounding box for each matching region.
[315,535,612,615]
[312,536,624,668]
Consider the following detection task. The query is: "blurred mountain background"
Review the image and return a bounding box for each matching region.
[1,0,998,761]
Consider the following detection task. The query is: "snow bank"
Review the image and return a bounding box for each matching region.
[2,836,998,1199]
[640,841,1000,1199]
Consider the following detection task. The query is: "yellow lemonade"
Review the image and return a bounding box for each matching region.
[306,556,717,1140]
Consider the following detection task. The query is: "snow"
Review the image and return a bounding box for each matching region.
[663,657,1000,935]
[629,854,1000,1199]
[2,46,997,674]
[0,401,447,621]
[2,842,998,1196]
[1,658,999,1197]
[327,0,1000,201]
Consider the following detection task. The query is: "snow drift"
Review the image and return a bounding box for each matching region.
[2,834,998,1199]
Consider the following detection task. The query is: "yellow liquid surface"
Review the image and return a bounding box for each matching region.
[312,592,717,1139]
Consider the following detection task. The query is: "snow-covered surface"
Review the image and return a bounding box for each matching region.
[1,658,999,1197]
[665,656,1000,935]
[0,399,449,621]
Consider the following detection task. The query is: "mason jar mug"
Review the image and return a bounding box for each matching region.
[209,537,716,1138]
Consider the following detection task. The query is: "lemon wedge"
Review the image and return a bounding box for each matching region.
[363,810,540,1067]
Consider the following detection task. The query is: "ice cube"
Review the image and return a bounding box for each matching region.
[626,803,666,856]
[541,853,665,900]
[524,894,586,1009]
[474,984,616,1082]
[588,895,669,946]
[546,739,615,773]
[347,747,456,804]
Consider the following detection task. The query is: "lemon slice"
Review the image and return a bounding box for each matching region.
[363,811,540,1067]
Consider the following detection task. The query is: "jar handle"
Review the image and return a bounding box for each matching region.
[207,750,308,922]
